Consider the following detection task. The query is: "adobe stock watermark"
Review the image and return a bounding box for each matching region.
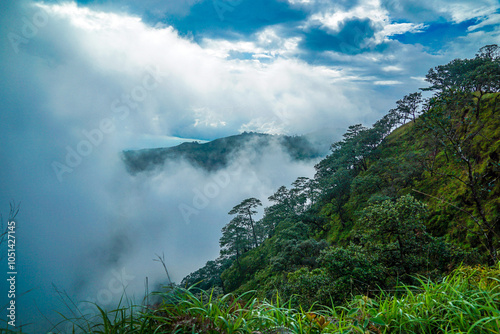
[178,148,258,224]
[185,0,242,21]
[7,4,50,54]
[51,66,164,182]
[212,0,243,21]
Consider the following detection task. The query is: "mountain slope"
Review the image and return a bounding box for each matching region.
[181,48,500,308]
[122,132,332,174]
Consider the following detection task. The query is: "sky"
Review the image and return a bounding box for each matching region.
[0,0,499,332]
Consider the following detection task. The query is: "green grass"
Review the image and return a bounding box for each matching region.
[43,264,500,333]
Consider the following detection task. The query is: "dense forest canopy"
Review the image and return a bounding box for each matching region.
[181,45,500,308]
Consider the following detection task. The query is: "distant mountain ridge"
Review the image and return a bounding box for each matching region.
[122,131,338,174]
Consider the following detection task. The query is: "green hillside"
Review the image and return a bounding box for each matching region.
[182,45,500,308]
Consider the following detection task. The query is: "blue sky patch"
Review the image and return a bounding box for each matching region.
[392,19,478,53]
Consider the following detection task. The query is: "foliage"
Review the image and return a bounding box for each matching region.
[220,216,254,261]
[424,44,500,95]
[56,264,500,334]
[356,195,433,277]
[174,45,500,329]
[374,264,500,333]
[228,198,263,249]
[284,244,384,308]
[416,47,500,264]
[181,256,233,293]
[395,92,423,123]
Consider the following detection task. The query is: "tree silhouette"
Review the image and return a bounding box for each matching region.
[396,92,423,123]
[228,198,262,248]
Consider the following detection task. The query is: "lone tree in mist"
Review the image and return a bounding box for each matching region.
[229,198,262,249]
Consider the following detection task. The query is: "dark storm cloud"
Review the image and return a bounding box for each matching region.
[158,0,307,41]
[301,18,376,54]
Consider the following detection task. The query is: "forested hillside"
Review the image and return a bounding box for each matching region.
[181,45,500,308]
[122,132,329,174]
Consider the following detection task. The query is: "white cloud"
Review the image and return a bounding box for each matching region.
[443,1,498,23]
[307,0,387,33]
[468,13,500,31]
[410,76,427,83]
[306,0,426,47]
[28,2,369,140]
[193,107,228,128]
[382,65,403,72]
[203,27,302,60]
[37,2,141,31]
[380,22,426,37]
[374,80,403,85]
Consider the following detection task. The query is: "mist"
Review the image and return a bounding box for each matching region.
[0,2,338,331]
[1,121,320,332]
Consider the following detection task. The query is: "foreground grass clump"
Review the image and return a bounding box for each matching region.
[50,264,500,333]
[377,264,500,333]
